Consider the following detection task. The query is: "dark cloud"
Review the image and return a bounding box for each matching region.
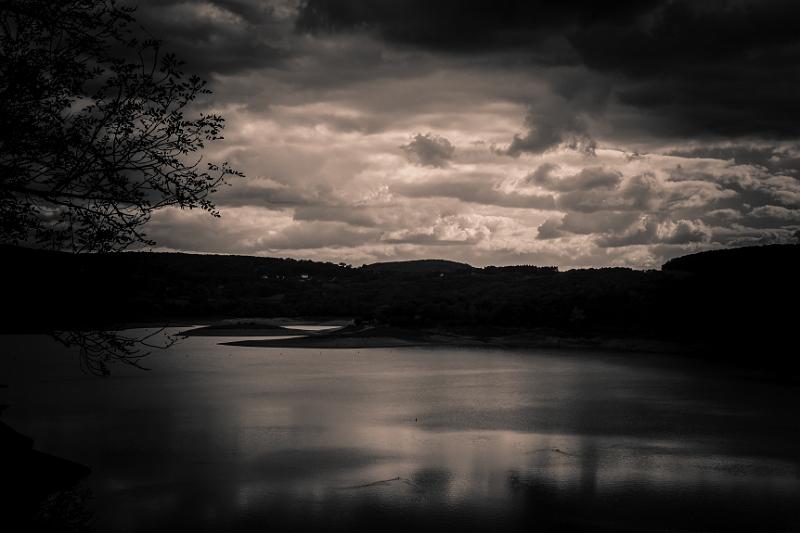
[561,211,640,235]
[401,133,456,167]
[501,102,596,157]
[380,232,481,246]
[557,172,659,213]
[135,0,290,78]
[660,219,712,245]
[293,205,384,227]
[666,145,800,177]
[394,177,555,209]
[536,218,566,240]
[538,210,660,243]
[667,166,800,211]
[571,1,800,138]
[213,180,325,208]
[125,1,800,267]
[743,205,800,229]
[296,0,657,54]
[147,209,380,253]
[527,164,621,191]
[526,163,559,186]
[594,217,710,248]
[708,226,795,249]
[297,0,800,141]
[749,205,800,221]
[595,218,657,248]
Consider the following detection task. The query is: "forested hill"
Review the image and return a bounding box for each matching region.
[3,244,798,367]
[360,259,474,273]
[662,243,799,275]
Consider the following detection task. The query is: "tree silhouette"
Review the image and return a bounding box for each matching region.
[0,0,243,372]
[0,0,242,252]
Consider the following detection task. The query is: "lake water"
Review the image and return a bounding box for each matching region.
[1,329,799,532]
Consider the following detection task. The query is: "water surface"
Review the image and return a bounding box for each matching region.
[1,330,798,531]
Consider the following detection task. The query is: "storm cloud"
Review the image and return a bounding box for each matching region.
[401,133,456,167]
[297,0,800,140]
[127,0,800,268]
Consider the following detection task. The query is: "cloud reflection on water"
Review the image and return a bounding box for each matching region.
[1,330,798,531]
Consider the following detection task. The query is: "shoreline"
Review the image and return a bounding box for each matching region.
[1,321,795,384]
[218,325,798,385]
[175,317,352,337]
[220,324,691,354]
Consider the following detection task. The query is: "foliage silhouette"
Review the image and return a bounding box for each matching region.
[0,0,242,253]
[0,0,242,373]
[4,244,798,376]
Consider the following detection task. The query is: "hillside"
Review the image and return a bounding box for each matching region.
[663,244,799,275]
[2,244,797,371]
[361,259,474,273]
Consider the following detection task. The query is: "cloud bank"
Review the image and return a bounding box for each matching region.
[131,0,800,268]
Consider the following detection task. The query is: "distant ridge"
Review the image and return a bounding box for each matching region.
[6,243,797,274]
[662,243,799,274]
[3,242,798,376]
[361,259,474,273]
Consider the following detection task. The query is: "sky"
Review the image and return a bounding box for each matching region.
[134,0,800,268]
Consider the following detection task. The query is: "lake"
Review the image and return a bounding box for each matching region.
[1,329,799,532]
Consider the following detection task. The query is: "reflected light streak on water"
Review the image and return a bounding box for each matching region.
[1,328,798,532]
